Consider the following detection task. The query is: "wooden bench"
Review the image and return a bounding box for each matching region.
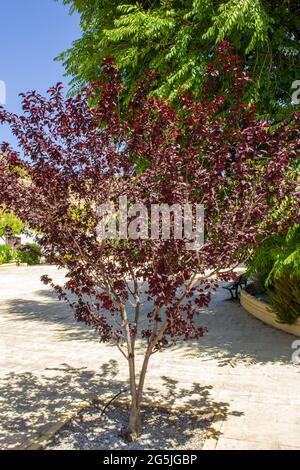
[223,275,247,300]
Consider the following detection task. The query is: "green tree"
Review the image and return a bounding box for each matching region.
[0,211,24,242]
[59,0,300,118]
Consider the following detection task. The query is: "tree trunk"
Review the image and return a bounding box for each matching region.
[125,347,152,441]
[127,398,141,441]
[124,353,140,441]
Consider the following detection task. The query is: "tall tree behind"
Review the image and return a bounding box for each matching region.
[58,0,300,119]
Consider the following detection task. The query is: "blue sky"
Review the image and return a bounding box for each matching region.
[0,0,81,146]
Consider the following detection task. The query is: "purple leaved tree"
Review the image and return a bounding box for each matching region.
[0,43,299,440]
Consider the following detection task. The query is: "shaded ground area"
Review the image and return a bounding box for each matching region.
[0,265,300,450]
[45,382,223,450]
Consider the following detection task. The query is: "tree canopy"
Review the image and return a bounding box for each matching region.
[59,0,300,118]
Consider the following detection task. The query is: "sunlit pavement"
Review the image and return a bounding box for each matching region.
[0,265,299,450]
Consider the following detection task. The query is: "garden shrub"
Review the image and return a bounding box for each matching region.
[267,273,300,324]
[266,225,300,323]
[16,243,41,265]
[247,224,300,323]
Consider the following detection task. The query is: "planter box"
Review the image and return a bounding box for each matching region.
[240,289,300,338]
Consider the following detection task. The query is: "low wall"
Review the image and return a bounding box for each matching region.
[0,262,27,270]
[240,289,300,337]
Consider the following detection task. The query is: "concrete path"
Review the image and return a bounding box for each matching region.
[0,266,299,450]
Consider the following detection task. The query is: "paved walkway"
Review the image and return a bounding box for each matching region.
[0,266,299,450]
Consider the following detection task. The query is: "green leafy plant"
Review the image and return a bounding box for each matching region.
[247,224,300,323]
[267,273,300,324]
[16,243,41,265]
[266,224,300,323]
[0,244,14,264]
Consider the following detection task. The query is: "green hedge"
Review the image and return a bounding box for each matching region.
[16,243,41,265]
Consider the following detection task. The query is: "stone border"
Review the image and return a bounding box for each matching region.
[19,394,222,450]
[0,262,27,270]
[0,262,18,270]
[20,399,94,450]
[240,289,300,337]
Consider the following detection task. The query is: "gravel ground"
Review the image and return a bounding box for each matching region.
[45,402,212,450]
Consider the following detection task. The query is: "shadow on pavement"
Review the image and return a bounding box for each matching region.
[0,362,241,449]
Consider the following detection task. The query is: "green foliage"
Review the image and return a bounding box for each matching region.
[248,238,281,282]
[0,245,14,264]
[0,211,24,240]
[266,225,300,323]
[16,243,41,265]
[59,0,300,118]
[267,273,300,324]
[267,224,300,282]
[247,224,300,323]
